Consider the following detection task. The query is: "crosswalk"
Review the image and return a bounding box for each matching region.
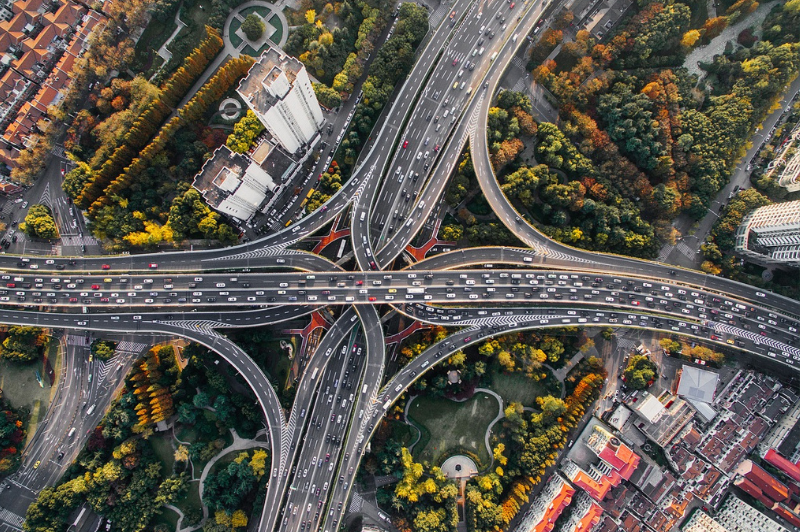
[676,240,696,259]
[511,56,528,71]
[447,313,559,327]
[49,145,66,158]
[66,334,88,346]
[216,244,296,261]
[115,341,149,354]
[429,4,449,27]
[0,508,24,529]
[61,235,98,247]
[348,491,364,513]
[657,244,674,262]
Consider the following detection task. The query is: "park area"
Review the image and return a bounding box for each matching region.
[0,341,60,446]
[487,366,562,407]
[407,392,500,467]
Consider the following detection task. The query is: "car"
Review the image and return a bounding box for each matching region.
[91,284,100,290]
[368,296,377,301]
[148,263,158,269]
[452,58,458,66]
[402,140,409,148]
[57,452,64,461]
[33,461,40,469]
[509,2,514,6]
[756,291,766,297]
[101,264,110,270]
[434,144,440,152]
[464,337,471,343]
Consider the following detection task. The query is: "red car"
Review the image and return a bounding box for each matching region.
[91,284,100,290]
[631,300,640,305]
[402,140,409,149]
[148,263,158,269]
[452,58,458,66]
[509,2,515,7]
[101,264,110,270]
[356,280,363,285]
[434,144,440,152]
[368,296,377,301]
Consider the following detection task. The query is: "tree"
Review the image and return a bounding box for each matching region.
[622,355,657,390]
[313,83,343,109]
[0,326,48,363]
[91,339,117,361]
[226,110,265,153]
[241,14,265,41]
[681,29,701,49]
[21,204,58,239]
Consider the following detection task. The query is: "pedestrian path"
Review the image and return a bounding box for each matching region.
[115,341,149,353]
[348,491,364,513]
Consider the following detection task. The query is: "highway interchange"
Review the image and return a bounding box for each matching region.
[1,0,799,530]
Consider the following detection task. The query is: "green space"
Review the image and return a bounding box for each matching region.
[488,366,560,407]
[466,193,491,215]
[173,479,202,516]
[0,341,59,446]
[229,17,244,47]
[150,434,176,474]
[208,448,241,476]
[240,5,271,18]
[407,392,499,467]
[268,14,283,43]
[152,507,180,531]
[132,16,178,73]
[386,419,417,448]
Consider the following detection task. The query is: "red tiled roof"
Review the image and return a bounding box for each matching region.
[734,477,778,508]
[20,23,56,52]
[739,460,789,502]
[772,503,800,528]
[534,481,576,532]
[573,501,603,532]
[765,449,800,483]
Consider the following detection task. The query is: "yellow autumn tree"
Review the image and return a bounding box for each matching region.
[681,29,701,48]
[231,510,248,528]
[305,9,316,23]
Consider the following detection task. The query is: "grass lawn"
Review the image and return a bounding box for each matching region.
[264,339,293,388]
[173,479,202,519]
[133,15,178,71]
[150,434,175,475]
[268,14,283,44]
[152,506,180,532]
[0,341,60,447]
[407,392,500,467]
[240,5,272,18]
[386,419,417,447]
[489,366,560,407]
[175,426,198,445]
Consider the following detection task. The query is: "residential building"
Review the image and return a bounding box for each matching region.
[714,495,789,532]
[682,510,728,532]
[191,145,280,222]
[237,47,324,154]
[561,423,640,502]
[734,200,800,267]
[514,474,575,532]
[561,492,603,532]
[677,365,720,404]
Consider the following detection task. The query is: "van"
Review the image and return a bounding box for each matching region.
[359,212,365,222]
[490,52,498,61]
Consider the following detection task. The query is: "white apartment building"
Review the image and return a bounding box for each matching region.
[683,510,729,532]
[237,47,324,154]
[735,200,800,267]
[714,495,789,532]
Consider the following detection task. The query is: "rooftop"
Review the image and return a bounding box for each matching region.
[678,365,720,404]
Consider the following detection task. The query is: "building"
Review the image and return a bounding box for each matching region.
[561,423,640,502]
[764,449,800,484]
[734,200,800,267]
[682,510,728,532]
[734,460,790,504]
[560,492,603,532]
[632,391,666,424]
[677,365,720,404]
[191,145,279,222]
[714,495,789,532]
[237,47,324,154]
[514,474,575,532]
[629,392,695,448]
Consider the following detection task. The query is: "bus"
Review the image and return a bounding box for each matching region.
[300,188,316,207]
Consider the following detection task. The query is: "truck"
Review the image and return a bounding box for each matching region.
[407,287,425,294]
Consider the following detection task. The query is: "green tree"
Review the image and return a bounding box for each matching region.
[623,355,657,390]
[0,326,48,363]
[90,339,117,361]
[241,14,265,41]
[21,204,58,239]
